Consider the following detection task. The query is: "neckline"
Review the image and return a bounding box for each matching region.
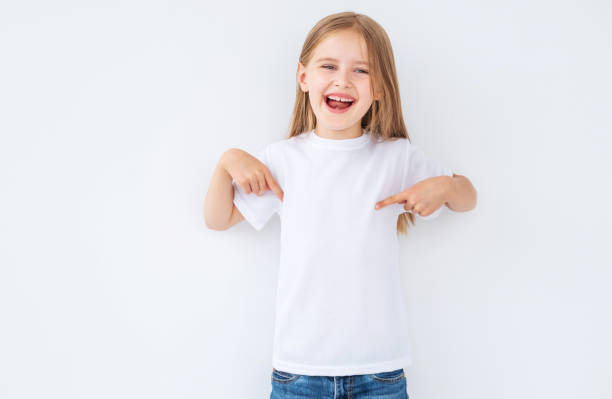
[306,129,370,150]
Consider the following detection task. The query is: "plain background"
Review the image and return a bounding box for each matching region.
[1,1,611,398]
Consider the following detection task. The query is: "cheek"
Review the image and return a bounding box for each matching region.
[308,87,326,105]
[308,92,325,112]
[359,82,373,99]
[309,80,326,96]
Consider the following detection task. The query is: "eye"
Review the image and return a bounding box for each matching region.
[321,65,368,74]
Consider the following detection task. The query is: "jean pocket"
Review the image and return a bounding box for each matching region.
[271,368,301,384]
[368,368,405,383]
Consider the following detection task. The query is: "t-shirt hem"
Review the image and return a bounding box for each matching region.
[271,355,413,377]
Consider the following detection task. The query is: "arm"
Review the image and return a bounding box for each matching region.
[205,147,283,231]
[204,149,244,230]
[443,173,478,212]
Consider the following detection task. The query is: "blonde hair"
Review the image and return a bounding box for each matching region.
[286,11,417,235]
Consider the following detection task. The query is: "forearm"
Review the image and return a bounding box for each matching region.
[444,174,477,212]
[204,149,236,230]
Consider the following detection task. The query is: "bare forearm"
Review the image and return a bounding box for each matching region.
[444,174,477,212]
[204,149,236,230]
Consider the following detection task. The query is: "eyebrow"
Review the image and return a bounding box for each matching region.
[315,57,369,66]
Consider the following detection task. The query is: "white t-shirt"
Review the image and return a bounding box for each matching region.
[232,129,453,376]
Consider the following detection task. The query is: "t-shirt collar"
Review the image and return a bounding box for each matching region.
[306,129,370,150]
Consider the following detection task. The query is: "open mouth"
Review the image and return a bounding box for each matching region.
[325,95,355,113]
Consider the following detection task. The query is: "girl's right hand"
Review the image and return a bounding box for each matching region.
[221,148,284,202]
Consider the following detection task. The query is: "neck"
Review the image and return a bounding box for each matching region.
[314,123,363,140]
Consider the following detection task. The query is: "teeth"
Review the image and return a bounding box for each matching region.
[327,95,354,103]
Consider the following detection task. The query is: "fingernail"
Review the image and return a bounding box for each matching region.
[375,204,380,209]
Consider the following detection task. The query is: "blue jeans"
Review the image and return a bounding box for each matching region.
[270,367,409,398]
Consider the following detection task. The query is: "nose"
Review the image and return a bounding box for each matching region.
[333,67,351,88]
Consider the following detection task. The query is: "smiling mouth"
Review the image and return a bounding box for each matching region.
[325,96,355,113]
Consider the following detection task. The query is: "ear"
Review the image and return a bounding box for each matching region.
[297,61,308,93]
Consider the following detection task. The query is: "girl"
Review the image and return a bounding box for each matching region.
[205,11,477,399]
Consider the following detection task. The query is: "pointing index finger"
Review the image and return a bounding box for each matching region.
[375,193,402,210]
[265,171,284,202]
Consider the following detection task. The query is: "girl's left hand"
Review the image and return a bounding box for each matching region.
[374,176,452,216]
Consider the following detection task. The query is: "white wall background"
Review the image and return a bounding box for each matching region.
[1,1,611,398]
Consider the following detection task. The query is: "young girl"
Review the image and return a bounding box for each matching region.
[205,11,477,399]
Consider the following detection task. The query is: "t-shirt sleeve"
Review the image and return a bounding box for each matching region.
[401,141,454,220]
[232,144,282,231]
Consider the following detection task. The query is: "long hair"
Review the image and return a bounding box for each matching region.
[287,11,417,235]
